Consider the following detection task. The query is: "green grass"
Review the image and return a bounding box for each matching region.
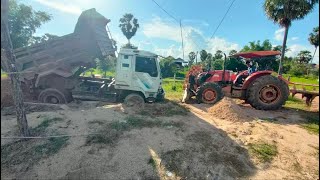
[300,113,319,134]
[86,116,183,145]
[1,73,7,78]
[248,142,278,162]
[83,69,115,78]
[162,78,184,101]
[1,137,69,171]
[284,96,310,111]
[31,117,64,136]
[282,74,319,91]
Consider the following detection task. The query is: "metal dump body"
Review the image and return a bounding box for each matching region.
[14,8,116,82]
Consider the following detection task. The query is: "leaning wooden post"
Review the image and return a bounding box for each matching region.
[1,0,30,137]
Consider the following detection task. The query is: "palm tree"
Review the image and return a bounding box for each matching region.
[309,26,319,63]
[119,13,139,45]
[188,52,196,67]
[264,0,319,74]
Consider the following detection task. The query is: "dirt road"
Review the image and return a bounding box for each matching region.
[1,100,319,179]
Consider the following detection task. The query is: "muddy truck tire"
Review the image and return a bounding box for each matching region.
[246,75,289,110]
[197,82,224,104]
[124,93,145,107]
[38,88,70,104]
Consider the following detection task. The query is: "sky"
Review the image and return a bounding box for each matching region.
[20,0,319,64]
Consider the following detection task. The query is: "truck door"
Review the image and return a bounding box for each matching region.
[133,56,160,95]
[115,54,133,87]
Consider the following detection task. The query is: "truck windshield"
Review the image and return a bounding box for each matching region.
[135,56,158,77]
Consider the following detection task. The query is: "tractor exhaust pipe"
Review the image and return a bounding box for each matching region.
[222,53,227,83]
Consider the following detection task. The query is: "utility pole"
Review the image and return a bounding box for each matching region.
[1,0,30,137]
[196,51,198,64]
[180,19,185,61]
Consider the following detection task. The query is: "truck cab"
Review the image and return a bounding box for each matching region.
[115,47,164,102]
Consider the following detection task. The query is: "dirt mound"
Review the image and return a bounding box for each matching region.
[207,98,252,122]
[1,77,13,108]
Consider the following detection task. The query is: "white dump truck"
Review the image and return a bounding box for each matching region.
[14,8,164,105]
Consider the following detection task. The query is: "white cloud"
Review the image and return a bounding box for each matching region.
[142,17,240,60]
[34,0,83,15]
[291,37,299,41]
[286,44,319,64]
[274,28,285,41]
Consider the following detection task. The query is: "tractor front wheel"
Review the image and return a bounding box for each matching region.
[246,75,289,110]
[197,82,224,104]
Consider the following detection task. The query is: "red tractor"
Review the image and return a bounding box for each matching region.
[184,51,290,110]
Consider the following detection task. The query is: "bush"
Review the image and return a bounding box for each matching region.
[289,64,308,77]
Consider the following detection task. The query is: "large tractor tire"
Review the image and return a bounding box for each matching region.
[197,82,224,104]
[246,75,289,110]
[38,88,69,104]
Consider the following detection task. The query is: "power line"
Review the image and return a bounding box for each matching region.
[210,0,236,39]
[151,0,203,52]
[151,0,179,23]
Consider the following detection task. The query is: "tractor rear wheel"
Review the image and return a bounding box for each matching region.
[197,82,224,104]
[246,75,289,110]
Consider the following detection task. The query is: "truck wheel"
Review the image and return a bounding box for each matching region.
[124,93,145,107]
[197,82,224,104]
[247,75,289,110]
[38,88,67,104]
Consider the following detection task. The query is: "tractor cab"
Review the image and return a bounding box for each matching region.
[230,51,281,87]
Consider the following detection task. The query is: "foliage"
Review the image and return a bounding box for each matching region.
[289,63,308,77]
[297,50,313,64]
[309,26,319,61]
[8,0,52,48]
[264,0,319,62]
[95,56,116,77]
[225,57,247,72]
[229,50,238,56]
[188,52,196,66]
[248,142,278,162]
[200,50,208,62]
[214,50,223,60]
[159,56,178,78]
[241,40,279,71]
[119,13,139,44]
[241,40,272,52]
[212,59,224,70]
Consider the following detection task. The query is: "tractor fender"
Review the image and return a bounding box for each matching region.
[241,71,273,90]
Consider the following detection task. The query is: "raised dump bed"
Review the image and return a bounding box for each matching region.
[13,8,117,103]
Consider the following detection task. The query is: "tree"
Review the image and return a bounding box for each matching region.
[241,40,272,52]
[200,50,208,62]
[8,0,52,48]
[309,26,319,62]
[214,50,223,60]
[119,13,139,45]
[188,52,196,67]
[1,0,30,136]
[297,50,313,64]
[96,56,116,77]
[241,40,279,71]
[159,56,177,78]
[264,0,319,74]
[229,50,238,56]
[272,45,289,53]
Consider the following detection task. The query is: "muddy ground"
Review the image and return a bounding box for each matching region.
[1,99,319,180]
